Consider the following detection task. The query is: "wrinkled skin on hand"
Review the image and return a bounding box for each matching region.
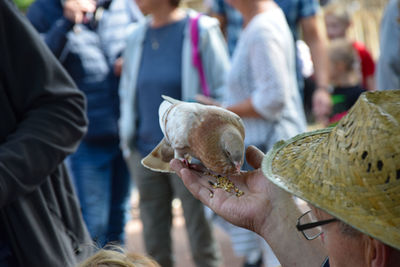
[171,146,328,267]
[170,145,287,236]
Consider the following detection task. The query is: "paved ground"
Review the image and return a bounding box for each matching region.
[125,192,245,267]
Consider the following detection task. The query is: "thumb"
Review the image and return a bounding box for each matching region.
[245,145,265,169]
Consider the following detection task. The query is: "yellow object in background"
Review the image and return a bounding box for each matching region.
[13,0,35,12]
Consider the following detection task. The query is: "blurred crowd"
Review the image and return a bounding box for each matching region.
[1,0,399,266]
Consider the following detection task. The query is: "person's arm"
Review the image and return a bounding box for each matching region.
[300,15,332,124]
[200,24,288,119]
[170,146,327,267]
[365,75,376,92]
[200,15,230,101]
[196,27,273,118]
[226,98,260,118]
[195,96,259,117]
[208,0,228,38]
[26,0,95,58]
[0,1,88,207]
[227,28,288,120]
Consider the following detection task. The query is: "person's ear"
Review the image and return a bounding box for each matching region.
[367,238,389,267]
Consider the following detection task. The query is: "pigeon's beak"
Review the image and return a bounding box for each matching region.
[234,162,241,173]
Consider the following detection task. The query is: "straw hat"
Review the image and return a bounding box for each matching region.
[262,90,400,249]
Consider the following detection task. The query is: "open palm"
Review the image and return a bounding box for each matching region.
[170,146,288,236]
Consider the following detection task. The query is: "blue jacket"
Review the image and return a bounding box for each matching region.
[27,0,143,142]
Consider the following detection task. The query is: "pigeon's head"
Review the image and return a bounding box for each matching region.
[221,128,245,173]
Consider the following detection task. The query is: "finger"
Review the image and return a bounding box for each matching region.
[74,13,83,24]
[173,162,216,192]
[170,158,187,174]
[170,159,204,174]
[189,164,207,173]
[172,162,215,205]
[245,145,265,169]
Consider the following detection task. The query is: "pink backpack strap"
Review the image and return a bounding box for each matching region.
[190,14,210,97]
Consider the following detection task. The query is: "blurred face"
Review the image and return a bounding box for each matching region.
[135,0,161,14]
[324,14,348,40]
[225,0,242,12]
[328,60,344,85]
[311,208,367,267]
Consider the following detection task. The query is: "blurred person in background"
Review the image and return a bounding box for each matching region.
[326,38,365,126]
[78,245,160,267]
[274,0,331,125]
[324,2,376,92]
[208,0,242,56]
[377,0,400,91]
[26,0,143,246]
[210,0,331,125]
[197,0,307,265]
[118,0,229,266]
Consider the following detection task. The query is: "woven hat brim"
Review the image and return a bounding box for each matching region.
[262,128,400,250]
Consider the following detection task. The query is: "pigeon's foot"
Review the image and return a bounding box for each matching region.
[181,158,190,168]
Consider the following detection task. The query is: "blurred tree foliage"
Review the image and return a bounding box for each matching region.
[13,0,35,12]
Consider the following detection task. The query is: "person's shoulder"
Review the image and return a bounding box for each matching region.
[191,11,220,30]
[126,18,148,43]
[352,41,374,59]
[251,10,287,34]
[352,41,368,51]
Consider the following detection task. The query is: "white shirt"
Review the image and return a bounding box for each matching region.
[223,8,306,149]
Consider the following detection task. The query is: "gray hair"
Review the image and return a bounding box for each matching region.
[338,221,362,238]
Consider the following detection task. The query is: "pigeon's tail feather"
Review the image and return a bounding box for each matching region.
[161,95,181,104]
[141,138,175,173]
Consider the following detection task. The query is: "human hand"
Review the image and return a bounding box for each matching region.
[312,88,332,125]
[195,94,221,107]
[63,0,96,24]
[114,57,123,77]
[172,146,327,266]
[170,145,289,236]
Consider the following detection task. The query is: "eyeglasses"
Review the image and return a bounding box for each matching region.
[296,210,338,240]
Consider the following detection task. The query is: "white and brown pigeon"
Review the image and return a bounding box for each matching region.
[141,95,245,175]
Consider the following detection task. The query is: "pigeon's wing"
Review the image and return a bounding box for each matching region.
[141,138,175,173]
[163,103,198,148]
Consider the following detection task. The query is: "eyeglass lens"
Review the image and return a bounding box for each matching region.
[299,211,323,240]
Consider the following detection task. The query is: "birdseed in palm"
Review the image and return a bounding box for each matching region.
[206,172,244,197]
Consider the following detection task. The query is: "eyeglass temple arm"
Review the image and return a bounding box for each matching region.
[296,218,338,231]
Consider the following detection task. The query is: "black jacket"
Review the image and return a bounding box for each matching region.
[0,1,93,266]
